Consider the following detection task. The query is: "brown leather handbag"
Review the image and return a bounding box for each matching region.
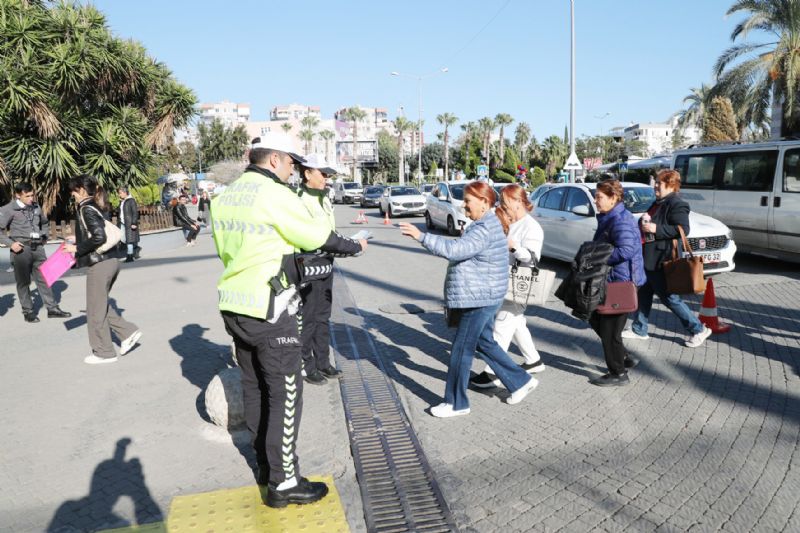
[662,225,705,295]
[596,281,638,315]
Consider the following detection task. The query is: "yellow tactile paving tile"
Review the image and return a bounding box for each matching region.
[99,476,348,533]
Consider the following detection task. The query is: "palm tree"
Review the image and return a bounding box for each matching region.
[318,129,335,162]
[393,116,414,184]
[460,121,475,167]
[713,0,800,136]
[343,107,367,181]
[0,1,196,212]
[514,122,531,161]
[494,113,513,163]
[675,84,712,130]
[477,117,495,168]
[299,129,315,154]
[542,135,568,177]
[436,112,458,180]
[281,122,293,134]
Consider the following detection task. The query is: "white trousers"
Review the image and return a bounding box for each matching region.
[484,303,540,375]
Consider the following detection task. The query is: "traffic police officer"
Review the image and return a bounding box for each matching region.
[0,182,71,322]
[212,133,366,508]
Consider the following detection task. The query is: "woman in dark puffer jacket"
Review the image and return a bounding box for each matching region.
[590,179,645,387]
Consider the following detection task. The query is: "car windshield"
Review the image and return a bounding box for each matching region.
[343,183,360,190]
[590,186,656,213]
[391,187,420,196]
[422,184,434,192]
[449,184,465,201]
[365,187,382,194]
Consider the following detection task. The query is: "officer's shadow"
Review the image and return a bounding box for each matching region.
[47,438,163,532]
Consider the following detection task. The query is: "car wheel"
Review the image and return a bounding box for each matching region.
[447,216,457,236]
[425,211,434,230]
[388,206,394,218]
[379,205,384,215]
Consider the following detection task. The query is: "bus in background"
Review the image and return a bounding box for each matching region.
[672,140,800,263]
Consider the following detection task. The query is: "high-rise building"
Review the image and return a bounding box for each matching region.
[270,104,321,121]
[198,100,251,128]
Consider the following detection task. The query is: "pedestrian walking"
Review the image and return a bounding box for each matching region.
[64,175,142,365]
[117,186,140,262]
[588,179,646,386]
[0,182,71,322]
[622,169,712,347]
[197,190,211,226]
[296,154,342,385]
[212,134,366,508]
[173,195,199,246]
[399,181,538,418]
[471,184,546,389]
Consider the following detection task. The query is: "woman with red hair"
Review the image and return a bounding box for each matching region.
[471,184,546,389]
[399,181,536,417]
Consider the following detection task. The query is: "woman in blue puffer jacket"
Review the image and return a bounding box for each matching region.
[399,181,537,417]
[590,179,646,387]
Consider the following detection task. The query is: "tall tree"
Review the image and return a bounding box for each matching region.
[542,135,568,177]
[514,122,532,160]
[436,112,458,180]
[713,0,800,136]
[318,129,335,161]
[477,117,495,168]
[393,116,414,184]
[494,113,513,163]
[460,121,475,170]
[0,0,196,212]
[281,122,293,133]
[299,129,315,154]
[702,96,739,143]
[198,120,248,167]
[343,107,367,181]
[675,84,712,130]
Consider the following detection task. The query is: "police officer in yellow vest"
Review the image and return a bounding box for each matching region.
[212,133,367,508]
[295,154,341,385]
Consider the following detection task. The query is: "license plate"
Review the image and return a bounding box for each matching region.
[689,252,721,263]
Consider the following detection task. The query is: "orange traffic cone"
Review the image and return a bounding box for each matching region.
[383,212,390,225]
[352,210,367,224]
[698,278,731,334]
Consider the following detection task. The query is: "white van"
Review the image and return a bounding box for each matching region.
[672,140,800,263]
[332,182,363,204]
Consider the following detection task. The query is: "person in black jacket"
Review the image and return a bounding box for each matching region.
[173,195,199,246]
[197,190,211,226]
[117,186,140,262]
[64,175,142,364]
[622,169,711,348]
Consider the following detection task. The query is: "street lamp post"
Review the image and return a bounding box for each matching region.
[391,67,448,186]
[594,112,611,137]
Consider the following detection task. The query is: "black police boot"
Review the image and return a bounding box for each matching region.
[304,370,327,385]
[319,366,343,379]
[24,312,40,323]
[265,477,328,508]
[125,254,134,263]
[47,307,72,318]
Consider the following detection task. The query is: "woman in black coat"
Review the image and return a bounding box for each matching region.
[623,169,711,348]
[117,186,140,262]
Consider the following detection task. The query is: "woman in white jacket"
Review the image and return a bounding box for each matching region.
[470,184,546,389]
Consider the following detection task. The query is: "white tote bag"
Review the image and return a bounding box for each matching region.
[505,263,556,307]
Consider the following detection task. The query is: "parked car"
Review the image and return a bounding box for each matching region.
[361,185,385,207]
[379,186,426,218]
[672,140,800,263]
[420,183,436,196]
[529,183,555,205]
[531,182,737,274]
[425,180,471,235]
[333,182,364,204]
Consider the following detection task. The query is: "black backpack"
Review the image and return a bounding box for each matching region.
[555,241,614,320]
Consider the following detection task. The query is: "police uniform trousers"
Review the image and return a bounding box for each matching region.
[299,274,334,373]
[11,243,57,314]
[222,310,303,486]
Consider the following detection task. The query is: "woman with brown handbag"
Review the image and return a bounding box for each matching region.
[622,169,711,348]
[590,179,646,387]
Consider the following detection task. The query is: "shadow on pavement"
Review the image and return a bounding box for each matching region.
[46,438,163,532]
[0,292,15,316]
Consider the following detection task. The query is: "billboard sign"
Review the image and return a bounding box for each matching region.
[336,140,379,165]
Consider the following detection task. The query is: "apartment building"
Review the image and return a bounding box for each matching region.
[198,100,251,128]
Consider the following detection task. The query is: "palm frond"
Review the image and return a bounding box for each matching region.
[28,100,61,138]
[713,42,772,77]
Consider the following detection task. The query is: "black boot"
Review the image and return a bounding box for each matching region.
[125,254,134,263]
[265,477,328,508]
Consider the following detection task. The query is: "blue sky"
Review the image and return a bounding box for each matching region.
[90,0,745,141]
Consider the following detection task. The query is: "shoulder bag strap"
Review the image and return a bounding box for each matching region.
[677,225,693,258]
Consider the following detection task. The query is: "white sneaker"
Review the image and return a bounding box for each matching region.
[507,376,539,405]
[120,330,142,355]
[622,329,649,340]
[430,403,470,418]
[685,326,712,348]
[84,354,118,365]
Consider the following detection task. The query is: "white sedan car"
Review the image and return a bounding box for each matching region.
[379,186,427,218]
[531,182,737,274]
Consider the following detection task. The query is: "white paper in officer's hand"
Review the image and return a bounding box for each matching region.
[350,230,373,241]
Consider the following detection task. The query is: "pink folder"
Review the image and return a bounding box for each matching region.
[39,243,76,287]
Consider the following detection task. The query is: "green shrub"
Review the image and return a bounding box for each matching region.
[494,169,515,183]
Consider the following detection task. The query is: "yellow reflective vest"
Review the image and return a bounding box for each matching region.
[298,186,336,233]
[212,167,331,319]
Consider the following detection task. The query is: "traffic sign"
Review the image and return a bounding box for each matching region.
[477,165,489,177]
[619,163,628,172]
[563,152,583,171]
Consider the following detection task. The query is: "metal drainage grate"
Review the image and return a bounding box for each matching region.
[330,273,457,533]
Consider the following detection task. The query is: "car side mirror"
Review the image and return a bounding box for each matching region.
[572,205,591,216]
